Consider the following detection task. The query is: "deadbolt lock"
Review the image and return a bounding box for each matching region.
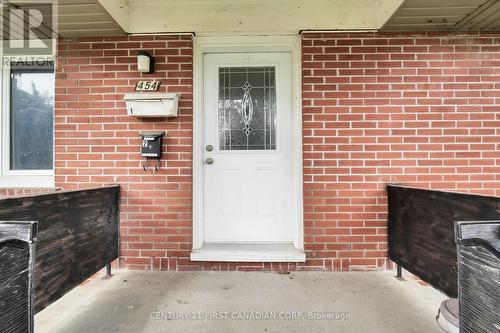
[206,145,214,152]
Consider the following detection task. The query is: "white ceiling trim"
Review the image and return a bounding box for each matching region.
[382,0,500,31]
[98,0,406,35]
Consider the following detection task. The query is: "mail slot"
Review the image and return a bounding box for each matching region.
[124,93,179,117]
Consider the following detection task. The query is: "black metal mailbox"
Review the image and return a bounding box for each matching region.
[140,131,165,159]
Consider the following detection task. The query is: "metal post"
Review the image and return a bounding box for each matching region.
[396,264,404,280]
[103,263,112,279]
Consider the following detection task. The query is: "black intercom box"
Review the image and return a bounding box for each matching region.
[140,131,165,158]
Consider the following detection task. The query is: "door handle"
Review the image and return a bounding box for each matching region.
[205,158,214,165]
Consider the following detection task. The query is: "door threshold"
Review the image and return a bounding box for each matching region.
[190,242,306,262]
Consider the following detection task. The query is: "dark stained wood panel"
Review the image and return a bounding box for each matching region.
[0,242,31,333]
[0,186,120,313]
[387,185,500,297]
[0,221,38,333]
[456,221,500,333]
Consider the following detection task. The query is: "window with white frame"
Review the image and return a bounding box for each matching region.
[0,57,55,187]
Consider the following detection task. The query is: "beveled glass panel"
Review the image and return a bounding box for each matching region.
[218,67,276,150]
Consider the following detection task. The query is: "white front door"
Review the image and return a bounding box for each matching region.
[203,53,294,242]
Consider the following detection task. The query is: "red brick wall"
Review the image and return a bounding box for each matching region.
[302,32,500,271]
[55,35,194,270]
[55,32,500,272]
[0,188,58,199]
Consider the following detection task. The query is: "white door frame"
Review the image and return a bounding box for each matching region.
[192,35,303,253]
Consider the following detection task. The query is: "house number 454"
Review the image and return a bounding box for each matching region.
[135,80,161,91]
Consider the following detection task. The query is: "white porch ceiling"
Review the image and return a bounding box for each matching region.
[99,0,406,34]
[382,0,500,31]
[1,0,125,39]
[3,0,500,39]
[57,0,125,37]
[104,0,500,34]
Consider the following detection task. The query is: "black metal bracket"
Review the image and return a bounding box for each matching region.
[142,158,161,172]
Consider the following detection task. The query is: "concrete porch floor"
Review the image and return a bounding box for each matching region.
[35,270,447,333]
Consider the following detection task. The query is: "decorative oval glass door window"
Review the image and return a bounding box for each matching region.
[241,81,254,136]
[218,67,276,150]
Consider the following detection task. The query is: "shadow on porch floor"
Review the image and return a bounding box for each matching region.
[35,270,446,333]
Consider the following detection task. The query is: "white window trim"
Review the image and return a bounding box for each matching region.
[0,54,55,188]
